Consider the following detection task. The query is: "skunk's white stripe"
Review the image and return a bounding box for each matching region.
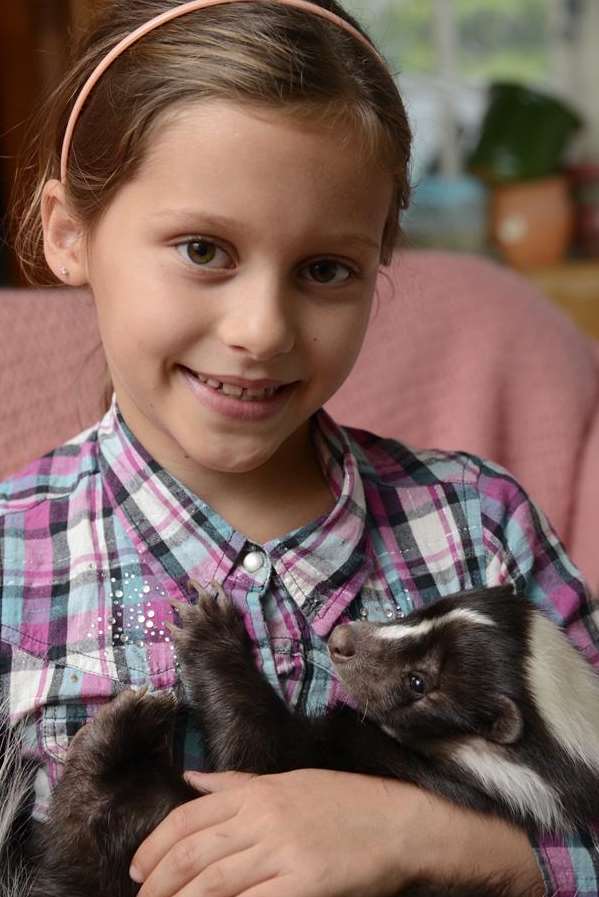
[377,608,496,641]
[526,612,599,773]
[0,706,34,897]
[451,738,565,831]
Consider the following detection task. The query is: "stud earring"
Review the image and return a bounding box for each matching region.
[59,265,69,277]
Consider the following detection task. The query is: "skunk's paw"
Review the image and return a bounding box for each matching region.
[167,581,248,659]
[68,687,178,761]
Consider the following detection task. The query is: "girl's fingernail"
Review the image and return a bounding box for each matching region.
[129,865,144,883]
[184,771,206,789]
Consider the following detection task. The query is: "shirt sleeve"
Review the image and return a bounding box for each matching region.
[478,460,599,897]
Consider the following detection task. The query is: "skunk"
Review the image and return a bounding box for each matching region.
[1,583,599,897]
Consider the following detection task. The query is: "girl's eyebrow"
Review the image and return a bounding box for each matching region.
[150,209,233,229]
[149,209,380,251]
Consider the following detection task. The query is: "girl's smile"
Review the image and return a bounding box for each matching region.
[179,365,298,422]
[73,99,393,495]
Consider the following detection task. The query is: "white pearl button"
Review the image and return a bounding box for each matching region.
[243,550,265,573]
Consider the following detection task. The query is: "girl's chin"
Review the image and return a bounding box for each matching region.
[180,440,284,476]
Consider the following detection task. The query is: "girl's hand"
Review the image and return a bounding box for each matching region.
[130,769,544,897]
[131,769,413,897]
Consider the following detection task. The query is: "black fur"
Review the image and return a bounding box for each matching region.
[3,584,597,897]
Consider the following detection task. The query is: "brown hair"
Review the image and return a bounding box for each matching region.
[11,0,411,286]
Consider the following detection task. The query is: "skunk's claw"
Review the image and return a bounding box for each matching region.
[168,597,199,631]
[168,597,188,618]
[187,579,230,611]
[164,619,178,636]
[188,578,210,600]
[210,581,230,611]
[168,581,244,658]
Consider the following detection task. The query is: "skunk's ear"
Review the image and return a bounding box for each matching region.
[487,695,523,745]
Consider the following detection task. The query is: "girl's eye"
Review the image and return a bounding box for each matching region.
[304,260,354,285]
[176,239,232,268]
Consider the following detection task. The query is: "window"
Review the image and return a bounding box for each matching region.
[342,1,598,181]
[344,0,551,85]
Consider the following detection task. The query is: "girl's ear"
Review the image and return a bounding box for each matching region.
[41,179,89,286]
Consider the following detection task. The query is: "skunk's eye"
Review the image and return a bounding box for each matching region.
[407,672,428,696]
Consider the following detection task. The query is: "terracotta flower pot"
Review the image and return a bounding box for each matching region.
[490,176,574,268]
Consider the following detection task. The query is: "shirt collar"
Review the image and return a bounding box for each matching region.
[97,397,370,629]
[268,410,372,633]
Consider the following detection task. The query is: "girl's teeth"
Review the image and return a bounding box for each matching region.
[244,386,270,399]
[193,371,280,401]
[221,383,244,398]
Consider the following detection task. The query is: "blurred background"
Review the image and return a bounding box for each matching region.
[345,0,599,336]
[1,0,599,335]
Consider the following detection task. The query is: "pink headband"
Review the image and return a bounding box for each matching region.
[60,0,387,182]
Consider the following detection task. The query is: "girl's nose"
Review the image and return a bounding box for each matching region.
[217,273,296,360]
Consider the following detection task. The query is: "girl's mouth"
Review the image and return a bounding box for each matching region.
[179,366,297,420]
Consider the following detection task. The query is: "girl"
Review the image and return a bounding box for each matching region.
[1,1,597,895]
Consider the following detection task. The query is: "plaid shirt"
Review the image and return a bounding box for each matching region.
[1,398,598,895]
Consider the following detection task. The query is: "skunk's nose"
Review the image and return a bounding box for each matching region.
[328,624,356,661]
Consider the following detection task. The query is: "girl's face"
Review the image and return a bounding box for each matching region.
[82,101,393,483]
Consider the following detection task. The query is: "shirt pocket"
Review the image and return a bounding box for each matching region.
[38,661,120,763]
[35,674,176,822]
[41,700,90,764]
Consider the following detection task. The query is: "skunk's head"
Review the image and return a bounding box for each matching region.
[328,587,530,747]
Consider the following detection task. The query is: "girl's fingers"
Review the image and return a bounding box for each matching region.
[141,843,275,897]
[132,791,244,886]
[180,847,281,897]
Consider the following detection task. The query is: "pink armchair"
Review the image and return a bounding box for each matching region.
[2,250,599,589]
